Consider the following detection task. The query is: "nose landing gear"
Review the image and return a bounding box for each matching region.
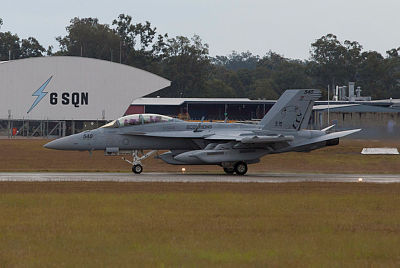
[122,150,157,174]
[132,164,143,174]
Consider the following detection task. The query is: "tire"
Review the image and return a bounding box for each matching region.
[132,164,143,174]
[223,167,235,175]
[234,162,248,175]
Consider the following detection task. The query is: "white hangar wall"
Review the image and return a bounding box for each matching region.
[0,56,170,120]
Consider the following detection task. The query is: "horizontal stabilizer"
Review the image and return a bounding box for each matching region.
[293,129,361,148]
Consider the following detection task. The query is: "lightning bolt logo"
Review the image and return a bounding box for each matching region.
[27,76,53,114]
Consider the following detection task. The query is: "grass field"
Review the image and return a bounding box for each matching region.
[1,139,400,266]
[1,138,400,173]
[1,182,400,266]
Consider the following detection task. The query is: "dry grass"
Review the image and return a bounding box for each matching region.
[2,139,400,266]
[1,138,400,173]
[0,182,400,266]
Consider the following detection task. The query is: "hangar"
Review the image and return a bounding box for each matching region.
[312,104,400,139]
[0,56,170,137]
[125,97,268,121]
[126,97,400,139]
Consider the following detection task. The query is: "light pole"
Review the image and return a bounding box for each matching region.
[327,85,330,127]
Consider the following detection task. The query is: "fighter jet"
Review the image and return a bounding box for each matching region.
[44,89,360,175]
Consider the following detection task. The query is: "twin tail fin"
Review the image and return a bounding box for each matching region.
[259,89,322,131]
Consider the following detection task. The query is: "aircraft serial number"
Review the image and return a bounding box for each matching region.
[186,125,212,130]
[83,133,93,139]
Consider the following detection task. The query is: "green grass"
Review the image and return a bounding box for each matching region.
[1,182,400,266]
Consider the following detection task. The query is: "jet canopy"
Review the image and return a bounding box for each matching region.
[102,114,180,128]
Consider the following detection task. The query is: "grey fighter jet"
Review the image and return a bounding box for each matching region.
[44,89,360,175]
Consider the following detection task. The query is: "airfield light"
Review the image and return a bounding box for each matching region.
[358,178,363,182]
[182,168,186,173]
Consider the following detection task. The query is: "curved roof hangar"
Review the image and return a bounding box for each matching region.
[0,56,170,120]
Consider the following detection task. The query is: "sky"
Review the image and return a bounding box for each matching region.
[1,0,400,60]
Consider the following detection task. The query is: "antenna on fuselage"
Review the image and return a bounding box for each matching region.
[139,114,144,125]
[194,116,205,132]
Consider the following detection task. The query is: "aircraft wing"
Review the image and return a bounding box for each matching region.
[122,130,214,139]
[205,133,294,143]
[123,129,293,145]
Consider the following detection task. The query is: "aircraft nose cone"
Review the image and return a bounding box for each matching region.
[44,137,69,150]
[43,141,51,149]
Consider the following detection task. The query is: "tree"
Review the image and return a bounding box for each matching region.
[0,21,46,60]
[257,51,288,72]
[0,31,20,61]
[125,20,157,71]
[213,51,259,70]
[224,70,246,97]
[309,34,365,91]
[47,45,53,56]
[343,40,363,81]
[386,47,400,58]
[382,50,400,98]
[20,37,45,58]
[56,17,120,60]
[112,14,158,68]
[112,14,137,63]
[0,18,2,30]
[310,34,347,88]
[136,21,156,51]
[270,61,312,93]
[203,79,235,97]
[251,78,278,99]
[357,51,386,98]
[238,52,313,99]
[154,35,211,97]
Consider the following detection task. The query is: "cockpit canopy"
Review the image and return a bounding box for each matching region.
[101,114,180,128]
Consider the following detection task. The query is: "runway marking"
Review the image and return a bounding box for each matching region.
[1,173,400,183]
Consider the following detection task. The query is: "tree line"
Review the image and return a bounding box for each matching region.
[1,15,399,99]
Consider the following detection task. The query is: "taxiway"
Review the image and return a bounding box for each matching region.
[0,172,399,183]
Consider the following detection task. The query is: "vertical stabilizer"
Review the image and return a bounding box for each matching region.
[259,89,321,130]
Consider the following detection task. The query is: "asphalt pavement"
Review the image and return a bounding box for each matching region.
[0,172,399,183]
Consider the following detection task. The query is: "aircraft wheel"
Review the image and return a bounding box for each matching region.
[132,164,143,174]
[234,162,248,175]
[223,168,235,175]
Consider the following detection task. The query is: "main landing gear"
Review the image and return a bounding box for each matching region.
[122,150,157,174]
[223,161,248,175]
[223,168,235,175]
